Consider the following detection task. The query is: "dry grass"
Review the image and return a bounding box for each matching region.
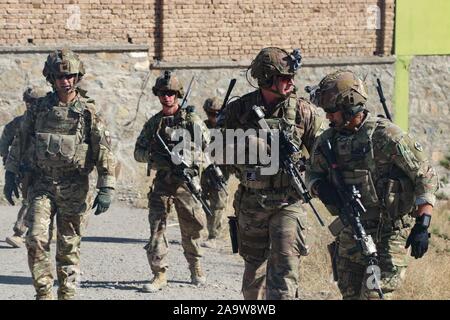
[395,201,450,300]
[223,177,450,300]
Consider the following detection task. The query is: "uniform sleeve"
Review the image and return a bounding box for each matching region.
[378,124,438,206]
[89,110,117,189]
[134,120,152,163]
[296,99,325,156]
[305,135,330,193]
[0,118,18,159]
[5,113,32,174]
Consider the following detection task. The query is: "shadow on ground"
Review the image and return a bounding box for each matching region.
[0,275,33,285]
[82,237,147,244]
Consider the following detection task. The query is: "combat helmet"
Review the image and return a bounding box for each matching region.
[314,70,368,118]
[249,47,302,88]
[42,48,85,84]
[203,97,221,114]
[152,71,184,98]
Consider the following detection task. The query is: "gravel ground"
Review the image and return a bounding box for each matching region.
[0,204,244,300]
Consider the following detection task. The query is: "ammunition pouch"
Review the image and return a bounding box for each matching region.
[382,177,415,220]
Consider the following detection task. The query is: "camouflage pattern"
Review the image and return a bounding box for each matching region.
[134,106,210,276]
[151,71,184,99]
[12,200,28,236]
[0,115,24,164]
[203,97,222,113]
[42,48,85,84]
[201,119,229,239]
[250,47,302,88]
[307,112,438,300]
[5,89,116,299]
[1,88,48,238]
[335,218,412,299]
[312,70,368,113]
[233,185,309,299]
[144,171,206,273]
[222,89,323,300]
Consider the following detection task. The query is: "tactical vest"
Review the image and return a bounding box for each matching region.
[32,96,92,177]
[238,95,302,191]
[322,114,415,219]
[148,108,204,171]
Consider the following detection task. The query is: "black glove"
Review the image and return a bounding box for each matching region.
[315,180,340,206]
[405,215,431,259]
[92,187,113,215]
[4,170,19,206]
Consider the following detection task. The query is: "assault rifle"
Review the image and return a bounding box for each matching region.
[252,105,325,227]
[375,77,392,121]
[156,131,213,217]
[320,139,384,299]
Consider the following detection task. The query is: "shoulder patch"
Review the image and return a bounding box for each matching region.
[414,141,423,152]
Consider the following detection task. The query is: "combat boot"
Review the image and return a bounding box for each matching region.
[189,262,206,286]
[35,292,54,300]
[5,234,24,248]
[201,238,217,249]
[142,270,167,293]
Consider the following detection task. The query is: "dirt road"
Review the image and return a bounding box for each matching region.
[0,204,244,300]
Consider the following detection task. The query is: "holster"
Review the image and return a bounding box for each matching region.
[19,171,33,200]
[228,216,239,254]
[328,217,347,237]
[327,241,339,282]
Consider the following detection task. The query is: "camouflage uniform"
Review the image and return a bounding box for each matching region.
[5,50,116,300]
[2,88,49,248]
[1,115,28,238]
[307,70,438,300]
[200,97,230,241]
[222,47,323,300]
[134,72,210,289]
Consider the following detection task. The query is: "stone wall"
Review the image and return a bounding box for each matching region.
[0,0,394,61]
[1,52,449,205]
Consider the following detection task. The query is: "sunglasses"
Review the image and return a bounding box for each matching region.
[277,75,295,82]
[157,90,177,97]
[55,74,76,80]
[207,111,219,116]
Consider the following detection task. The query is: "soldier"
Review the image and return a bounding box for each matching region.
[2,88,47,248]
[306,70,438,299]
[221,47,323,300]
[200,97,229,249]
[3,48,116,300]
[134,71,209,293]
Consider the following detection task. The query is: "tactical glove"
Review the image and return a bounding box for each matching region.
[405,214,431,259]
[92,187,114,215]
[315,180,340,206]
[4,170,19,206]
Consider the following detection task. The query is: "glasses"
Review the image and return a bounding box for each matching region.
[277,75,295,82]
[55,74,76,80]
[325,106,340,113]
[207,111,219,117]
[157,90,177,97]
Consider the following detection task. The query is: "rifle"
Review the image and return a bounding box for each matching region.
[200,78,236,195]
[375,78,392,121]
[320,139,384,299]
[217,78,236,127]
[252,105,325,227]
[155,130,213,217]
[180,76,195,110]
[203,161,228,195]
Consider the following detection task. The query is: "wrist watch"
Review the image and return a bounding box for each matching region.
[415,213,432,228]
